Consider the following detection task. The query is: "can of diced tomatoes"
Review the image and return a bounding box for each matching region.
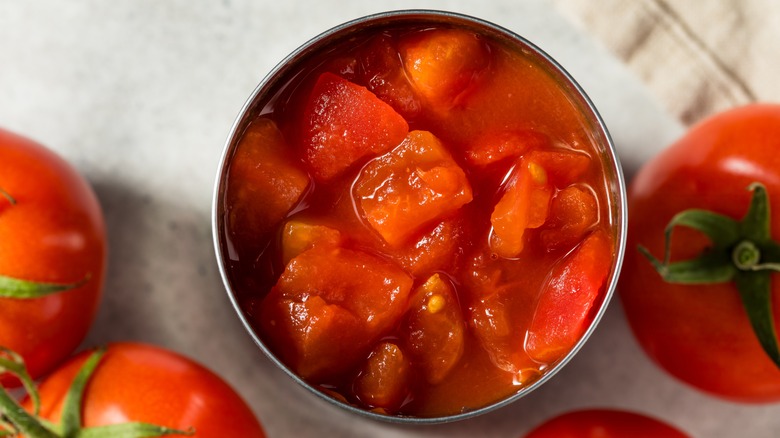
[212,9,626,424]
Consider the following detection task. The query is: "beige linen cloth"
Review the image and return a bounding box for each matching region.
[553,0,780,125]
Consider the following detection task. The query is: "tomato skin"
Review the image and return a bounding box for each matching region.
[25,343,265,437]
[523,409,689,438]
[621,104,780,401]
[0,128,106,385]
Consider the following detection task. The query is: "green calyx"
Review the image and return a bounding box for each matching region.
[0,348,195,438]
[0,275,90,300]
[639,182,780,369]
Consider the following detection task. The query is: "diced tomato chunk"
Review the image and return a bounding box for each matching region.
[227,118,310,253]
[525,230,613,363]
[301,72,409,182]
[526,148,591,188]
[281,220,342,265]
[464,252,539,380]
[490,157,553,258]
[469,291,537,380]
[466,129,549,168]
[260,247,412,380]
[359,34,422,119]
[386,216,465,276]
[400,28,490,108]
[540,186,599,251]
[354,342,411,410]
[355,131,473,246]
[401,274,465,384]
[260,294,360,380]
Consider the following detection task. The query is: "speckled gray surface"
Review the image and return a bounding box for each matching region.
[1,1,777,437]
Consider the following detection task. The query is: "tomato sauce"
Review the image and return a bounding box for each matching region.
[220,21,617,417]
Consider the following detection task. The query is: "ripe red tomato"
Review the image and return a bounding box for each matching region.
[621,104,780,401]
[0,128,106,384]
[25,343,265,437]
[523,409,689,438]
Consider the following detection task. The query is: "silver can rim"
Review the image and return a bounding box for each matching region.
[211,8,628,425]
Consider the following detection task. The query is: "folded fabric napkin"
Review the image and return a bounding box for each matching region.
[553,0,779,125]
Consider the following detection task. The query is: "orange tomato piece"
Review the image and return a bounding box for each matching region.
[386,216,465,277]
[490,157,553,258]
[280,220,342,265]
[526,148,591,188]
[540,186,599,251]
[465,129,549,168]
[301,72,409,182]
[464,252,540,381]
[469,290,537,381]
[400,28,490,108]
[525,230,613,364]
[260,247,412,380]
[401,274,465,384]
[355,131,473,246]
[359,34,422,119]
[354,342,411,410]
[227,118,310,253]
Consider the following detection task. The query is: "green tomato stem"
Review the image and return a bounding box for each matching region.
[61,349,106,436]
[0,348,41,415]
[0,388,57,438]
[640,182,780,369]
[0,274,89,299]
[733,240,761,270]
[74,423,195,438]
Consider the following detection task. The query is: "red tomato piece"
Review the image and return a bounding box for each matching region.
[400,28,490,108]
[355,131,473,246]
[354,342,411,411]
[526,148,591,188]
[227,118,310,253]
[386,216,465,277]
[260,247,412,380]
[280,220,342,265]
[525,230,613,363]
[301,72,409,182]
[490,157,553,258]
[24,343,265,437]
[540,185,599,251]
[465,129,549,168]
[401,274,465,384]
[469,289,539,382]
[464,252,540,380]
[359,34,422,119]
[524,409,690,438]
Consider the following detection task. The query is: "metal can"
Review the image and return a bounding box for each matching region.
[212,9,626,424]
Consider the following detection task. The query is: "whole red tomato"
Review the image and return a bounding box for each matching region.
[523,409,689,438]
[0,128,106,384]
[25,342,265,437]
[621,104,780,401]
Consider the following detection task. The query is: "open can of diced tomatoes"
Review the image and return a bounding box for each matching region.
[212,9,627,424]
